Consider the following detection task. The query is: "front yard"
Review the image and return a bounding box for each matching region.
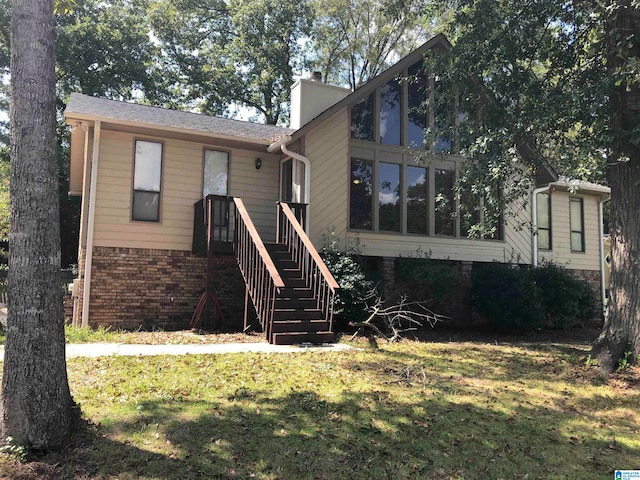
[0,329,638,479]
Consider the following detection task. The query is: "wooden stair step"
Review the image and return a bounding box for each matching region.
[271,320,330,333]
[273,308,324,320]
[272,331,335,345]
[274,298,317,309]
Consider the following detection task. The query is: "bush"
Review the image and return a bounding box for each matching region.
[471,261,597,332]
[319,230,376,328]
[534,262,596,328]
[396,255,459,303]
[471,263,544,332]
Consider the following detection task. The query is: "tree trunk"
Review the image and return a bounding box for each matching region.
[1,0,76,449]
[591,1,640,373]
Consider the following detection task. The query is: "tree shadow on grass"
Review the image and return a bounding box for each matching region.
[18,380,639,480]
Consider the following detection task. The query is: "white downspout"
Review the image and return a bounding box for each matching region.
[82,120,101,328]
[531,184,551,267]
[268,135,311,230]
[599,195,611,317]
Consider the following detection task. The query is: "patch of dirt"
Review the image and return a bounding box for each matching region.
[0,461,61,480]
[112,330,266,345]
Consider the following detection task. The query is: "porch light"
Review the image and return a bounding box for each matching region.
[255,157,262,170]
[353,179,361,184]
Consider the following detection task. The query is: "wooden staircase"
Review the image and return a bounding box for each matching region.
[266,243,334,345]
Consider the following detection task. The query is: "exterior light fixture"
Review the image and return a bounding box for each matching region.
[255,157,262,170]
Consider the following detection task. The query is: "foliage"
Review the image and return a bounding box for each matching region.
[471,262,544,332]
[396,251,459,303]
[148,0,312,124]
[432,0,610,184]
[472,261,598,332]
[533,261,596,328]
[319,229,375,327]
[0,338,638,478]
[0,437,28,462]
[308,0,428,89]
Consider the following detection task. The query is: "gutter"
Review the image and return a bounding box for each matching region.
[531,184,551,267]
[82,121,101,328]
[599,195,611,317]
[268,135,311,230]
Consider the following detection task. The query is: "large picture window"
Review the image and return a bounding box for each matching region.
[350,60,460,152]
[350,159,373,230]
[570,197,585,252]
[132,140,162,222]
[348,155,502,240]
[537,193,552,250]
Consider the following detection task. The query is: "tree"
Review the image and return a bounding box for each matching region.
[148,0,312,124]
[591,1,640,372]
[1,0,76,448]
[432,0,639,372]
[309,0,429,89]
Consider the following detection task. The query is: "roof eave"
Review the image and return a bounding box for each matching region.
[63,111,275,147]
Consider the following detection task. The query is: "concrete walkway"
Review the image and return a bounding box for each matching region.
[0,341,353,360]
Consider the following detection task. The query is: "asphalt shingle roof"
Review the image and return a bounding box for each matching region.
[64,93,294,144]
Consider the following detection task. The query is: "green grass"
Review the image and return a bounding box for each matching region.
[1,337,639,479]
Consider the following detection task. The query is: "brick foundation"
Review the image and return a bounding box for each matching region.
[75,246,247,331]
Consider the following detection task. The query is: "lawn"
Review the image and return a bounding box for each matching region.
[0,330,638,479]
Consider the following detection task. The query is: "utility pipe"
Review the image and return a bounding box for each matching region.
[82,121,101,328]
[598,195,611,317]
[268,135,311,230]
[531,184,551,267]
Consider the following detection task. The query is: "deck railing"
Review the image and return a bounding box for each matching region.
[192,195,235,254]
[276,202,339,331]
[234,198,285,337]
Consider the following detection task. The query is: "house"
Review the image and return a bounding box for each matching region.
[64,34,610,343]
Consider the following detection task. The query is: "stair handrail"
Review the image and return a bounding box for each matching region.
[277,202,339,331]
[234,198,284,337]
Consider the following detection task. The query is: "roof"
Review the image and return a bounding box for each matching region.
[64,93,294,145]
[551,176,610,196]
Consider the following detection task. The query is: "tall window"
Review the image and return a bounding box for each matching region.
[203,150,229,196]
[434,168,455,236]
[407,62,427,149]
[132,140,162,222]
[350,93,374,141]
[407,166,428,234]
[537,193,551,250]
[379,78,401,145]
[570,197,585,252]
[350,159,373,230]
[459,185,480,238]
[378,163,400,231]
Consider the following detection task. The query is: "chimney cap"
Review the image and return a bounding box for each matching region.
[310,71,322,82]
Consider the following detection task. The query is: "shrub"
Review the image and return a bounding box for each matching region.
[534,262,596,328]
[319,230,376,328]
[396,255,459,304]
[471,263,544,332]
[471,261,598,332]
